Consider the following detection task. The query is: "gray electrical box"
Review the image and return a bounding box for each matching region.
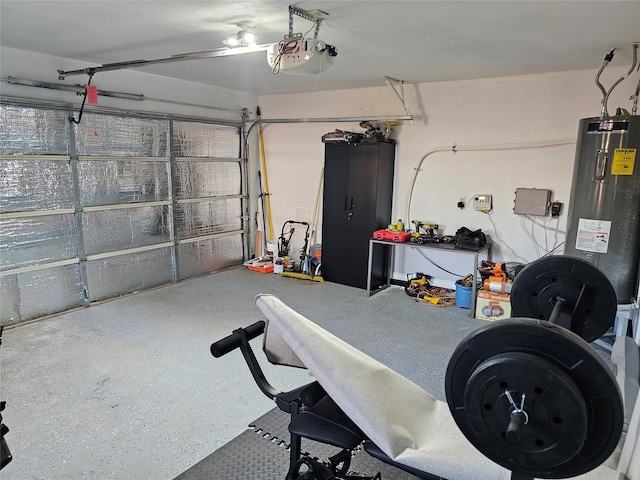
[513,188,552,216]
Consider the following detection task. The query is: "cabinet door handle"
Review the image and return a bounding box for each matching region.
[350,197,354,210]
[343,197,347,210]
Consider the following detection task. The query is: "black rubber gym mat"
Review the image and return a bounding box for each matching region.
[174,407,422,479]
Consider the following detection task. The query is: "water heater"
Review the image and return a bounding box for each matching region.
[564,115,640,304]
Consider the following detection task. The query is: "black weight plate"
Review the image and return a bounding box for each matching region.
[510,256,617,342]
[463,352,588,470]
[445,318,623,479]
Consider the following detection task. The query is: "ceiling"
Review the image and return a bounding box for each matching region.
[1,1,639,96]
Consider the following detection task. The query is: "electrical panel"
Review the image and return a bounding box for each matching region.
[513,188,552,216]
[473,194,493,212]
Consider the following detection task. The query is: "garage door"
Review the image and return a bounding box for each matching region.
[0,102,247,326]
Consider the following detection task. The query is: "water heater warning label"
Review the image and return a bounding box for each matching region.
[612,148,636,175]
[575,218,611,253]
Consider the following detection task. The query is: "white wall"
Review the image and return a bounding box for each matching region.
[257,66,639,284]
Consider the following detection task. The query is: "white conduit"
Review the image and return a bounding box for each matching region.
[405,138,577,223]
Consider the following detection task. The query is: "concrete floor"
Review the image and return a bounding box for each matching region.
[1,267,497,480]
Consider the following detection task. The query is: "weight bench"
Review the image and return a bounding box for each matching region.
[211,257,639,480]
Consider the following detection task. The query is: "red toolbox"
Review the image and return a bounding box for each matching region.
[373,229,412,242]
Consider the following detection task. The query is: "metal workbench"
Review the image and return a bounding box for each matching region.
[366,239,492,312]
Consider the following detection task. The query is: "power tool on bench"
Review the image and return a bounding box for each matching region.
[410,220,440,244]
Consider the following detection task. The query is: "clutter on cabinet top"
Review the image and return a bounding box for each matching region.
[321,129,364,144]
[321,121,396,144]
[359,121,393,141]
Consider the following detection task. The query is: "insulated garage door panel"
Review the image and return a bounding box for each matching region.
[78,160,170,206]
[75,114,168,157]
[82,207,171,256]
[0,106,68,155]
[173,122,239,158]
[0,215,77,269]
[178,234,244,279]
[175,199,242,239]
[0,265,83,326]
[0,158,74,213]
[173,161,241,198]
[86,248,173,302]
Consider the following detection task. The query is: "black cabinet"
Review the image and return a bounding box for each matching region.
[321,141,395,288]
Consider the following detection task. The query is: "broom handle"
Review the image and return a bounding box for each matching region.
[257,106,274,242]
[307,167,324,256]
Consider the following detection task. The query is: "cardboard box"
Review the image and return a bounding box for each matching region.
[246,259,274,273]
[475,290,511,321]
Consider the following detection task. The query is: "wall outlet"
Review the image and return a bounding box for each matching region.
[457,196,466,209]
[551,201,563,218]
